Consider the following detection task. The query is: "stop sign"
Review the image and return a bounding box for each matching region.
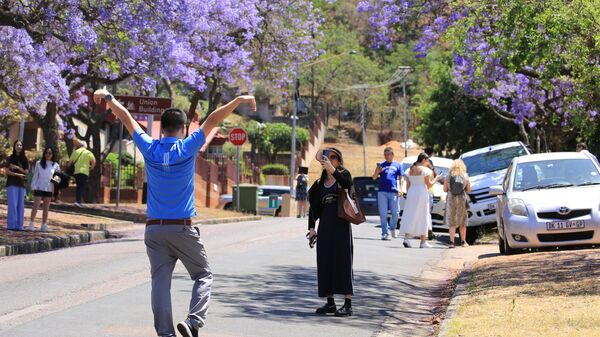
[229,128,247,146]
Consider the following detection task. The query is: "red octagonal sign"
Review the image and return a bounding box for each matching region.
[229,128,248,146]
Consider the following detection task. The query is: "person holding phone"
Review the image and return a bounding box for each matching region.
[307,147,355,317]
[372,147,404,240]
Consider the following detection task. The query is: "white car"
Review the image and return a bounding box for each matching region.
[219,185,290,216]
[399,156,453,230]
[490,152,600,255]
[460,141,530,229]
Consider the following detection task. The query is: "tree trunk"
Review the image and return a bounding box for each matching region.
[30,103,59,152]
[186,90,202,136]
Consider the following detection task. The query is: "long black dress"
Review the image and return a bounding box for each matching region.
[315,182,354,297]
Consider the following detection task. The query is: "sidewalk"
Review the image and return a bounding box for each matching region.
[439,247,600,337]
[42,201,261,224]
[0,203,261,257]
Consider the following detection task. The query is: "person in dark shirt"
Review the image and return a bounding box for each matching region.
[6,140,29,231]
[308,147,354,317]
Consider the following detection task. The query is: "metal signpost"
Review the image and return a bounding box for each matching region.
[229,128,248,211]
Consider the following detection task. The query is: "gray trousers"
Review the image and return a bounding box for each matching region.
[145,225,213,337]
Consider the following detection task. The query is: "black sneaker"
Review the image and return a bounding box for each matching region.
[177,319,198,337]
[315,302,337,315]
[335,304,353,317]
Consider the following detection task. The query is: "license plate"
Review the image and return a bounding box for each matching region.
[487,203,496,211]
[546,220,585,231]
[363,198,376,202]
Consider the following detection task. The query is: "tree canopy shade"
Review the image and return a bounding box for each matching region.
[358,0,600,152]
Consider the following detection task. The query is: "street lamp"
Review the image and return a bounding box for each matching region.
[289,50,358,194]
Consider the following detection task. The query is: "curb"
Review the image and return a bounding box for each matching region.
[195,216,262,225]
[437,261,474,337]
[0,230,109,257]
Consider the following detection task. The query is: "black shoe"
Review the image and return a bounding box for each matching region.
[177,320,198,337]
[335,304,353,317]
[315,303,337,315]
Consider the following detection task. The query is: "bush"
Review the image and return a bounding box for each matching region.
[261,163,288,175]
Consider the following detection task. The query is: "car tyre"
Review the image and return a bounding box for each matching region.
[224,203,233,211]
[499,227,516,255]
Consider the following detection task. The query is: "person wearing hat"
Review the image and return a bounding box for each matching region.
[67,138,96,207]
[93,87,256,337]
[308,147,355,317]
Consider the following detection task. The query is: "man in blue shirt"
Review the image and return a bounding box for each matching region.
[94,87,255,337]
[372,147,404,240]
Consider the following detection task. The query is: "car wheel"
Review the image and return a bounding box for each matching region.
[499,226,516,255]
[224,203,233,211]
[466,227,478,245]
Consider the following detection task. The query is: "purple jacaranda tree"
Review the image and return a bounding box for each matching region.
[358,0,599,151]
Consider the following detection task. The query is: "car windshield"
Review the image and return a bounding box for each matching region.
[513,158,600,191]
[462,146,527,176]
[354,179,378,198]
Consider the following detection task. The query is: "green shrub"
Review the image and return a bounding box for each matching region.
[261,163,288,175]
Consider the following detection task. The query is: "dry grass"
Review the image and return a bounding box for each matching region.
[193,207,247,220]
[308,141,422,180]
[447,249,600,337]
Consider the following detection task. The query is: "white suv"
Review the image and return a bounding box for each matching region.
[460,141,530,229]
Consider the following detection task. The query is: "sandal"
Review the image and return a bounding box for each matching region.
[448,243,455,249]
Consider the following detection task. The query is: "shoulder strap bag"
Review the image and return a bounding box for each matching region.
[66,150,84,177]
[337,185,366,225]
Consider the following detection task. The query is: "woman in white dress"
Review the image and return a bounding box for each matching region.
[400,153,440,248]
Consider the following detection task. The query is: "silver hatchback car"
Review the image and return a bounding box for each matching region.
[490,152,600,254]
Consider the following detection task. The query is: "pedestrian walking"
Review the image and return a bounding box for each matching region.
[443,159,471,248]
[94,87,256,337]
[307,147,354,317]
[67,138,96,207]
[400,153,440,248]
[372,146,403,240]
[5,140,29,231]
[296,169,309,218]
[28,147,60,232]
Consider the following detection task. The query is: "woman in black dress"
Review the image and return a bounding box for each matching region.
[307,147,354,317]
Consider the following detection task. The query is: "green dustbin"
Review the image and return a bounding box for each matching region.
[232,184,258,214]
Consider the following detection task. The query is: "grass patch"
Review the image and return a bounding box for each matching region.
[447,249,600,337]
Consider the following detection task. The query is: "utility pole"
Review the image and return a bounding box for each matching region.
[290,77,299,194]
[361,89,367,176]
[403,77,408,158]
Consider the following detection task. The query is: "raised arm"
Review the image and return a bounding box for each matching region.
[201,96,256,135]
[93,87,140,135]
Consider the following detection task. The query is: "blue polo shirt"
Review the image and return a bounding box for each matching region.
[378,161,403,193]
[133,127,206,219]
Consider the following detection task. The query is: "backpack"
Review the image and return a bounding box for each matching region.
[449,175,466,195]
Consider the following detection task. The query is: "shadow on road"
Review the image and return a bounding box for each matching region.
[173,265,441,332]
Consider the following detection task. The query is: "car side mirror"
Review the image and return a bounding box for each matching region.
[489,185,504,196]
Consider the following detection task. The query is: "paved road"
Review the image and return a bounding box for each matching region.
[0,216,450,337]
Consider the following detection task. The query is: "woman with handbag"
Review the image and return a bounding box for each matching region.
[28,147,60,232]
[307,147,355,317]
[443,159,471,248]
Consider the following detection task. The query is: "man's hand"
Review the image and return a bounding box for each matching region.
[93,87,111,104]
[236,95,256,112]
